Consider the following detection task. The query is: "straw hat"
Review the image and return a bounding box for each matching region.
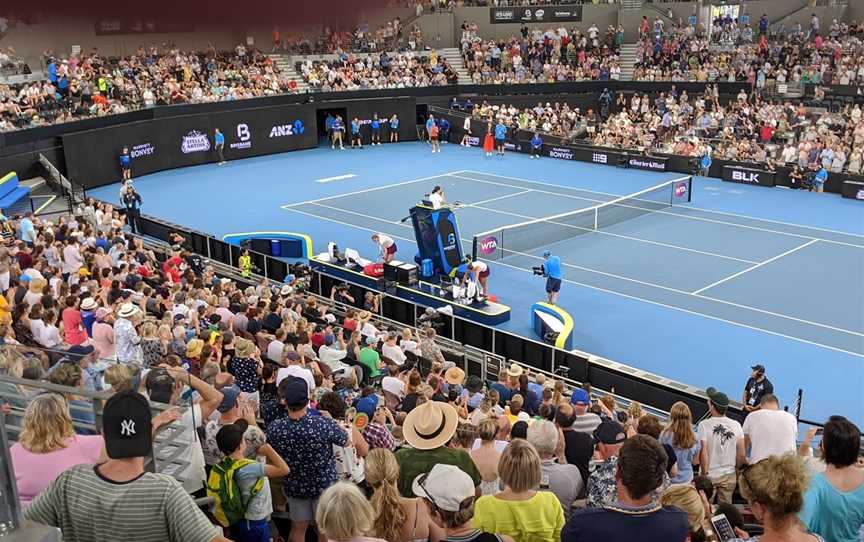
[29,278,47,293]
[444,367,465,386]
[506,363,523,378]
[402,400,459,451]
[117,303,140,319]
[185,339,204,359]
[80,297,98,311]
[235,338,255,358]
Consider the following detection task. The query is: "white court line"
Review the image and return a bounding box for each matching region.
[452,174,604,205]
[315,174,357,184]
[469,203,759,264]
[306,202,864,339]
[281,170,467,207]
[692,240,820,295]
[468,189,533,207]
[463,170,864,245]
[281,204,864,358]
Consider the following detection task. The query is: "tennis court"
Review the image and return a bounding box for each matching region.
[86,143,864,424]
[283,169,864,358]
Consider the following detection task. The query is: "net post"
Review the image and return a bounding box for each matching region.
[593,208,598,230]
[471,236,479,261]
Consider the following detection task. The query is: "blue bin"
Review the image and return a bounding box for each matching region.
[421,258,434,278]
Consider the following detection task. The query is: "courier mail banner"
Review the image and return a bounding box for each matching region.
[490,6,582,23]
[63,104,316,188]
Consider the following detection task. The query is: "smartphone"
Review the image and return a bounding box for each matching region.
[815,428,824,435]
[711,514,737,542]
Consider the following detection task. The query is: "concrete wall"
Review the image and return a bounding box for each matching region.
[415,13,456,50]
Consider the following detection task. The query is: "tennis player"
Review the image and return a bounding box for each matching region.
[390,114,400,143]
[351,117,363,149]
[461,257,490,296]
[372,233,397,263]
[483,130,494,157]
[119,147,131,181]
[460,116,473,147]
[214,128,226,165]
[494,120,507,157]
[426,114,440,153]
[332,115,345,150]
[542,250,562,305]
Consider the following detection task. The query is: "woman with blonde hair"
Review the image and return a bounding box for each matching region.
[365,448,442,542]
[317,482,387,542]
[659,402,701,484]
[140,321,165,368]
[473,439,565,542]
[10,393,104,507]
[470,418,502,495]
[729,455,824,542]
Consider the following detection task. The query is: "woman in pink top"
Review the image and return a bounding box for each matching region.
[61,295,88,346]
[91,307,115,359]
[10,393,104,508]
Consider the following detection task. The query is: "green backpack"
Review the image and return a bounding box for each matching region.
[206,457,265,527]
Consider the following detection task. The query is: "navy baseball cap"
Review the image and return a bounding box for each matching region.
[217,385,242,413]
[279,377,309,407]
[103,391,153,459]
[594,419,626,445]
[751,364,766,374]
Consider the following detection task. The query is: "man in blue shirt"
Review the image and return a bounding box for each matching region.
[214,128,225,165]
[699,150,712,177]
[119,147,131,181]
[563,435,690,542]
[371,114,381,145]
[542,250,562,305]
[494,121,507,157]
[350,117,362,149]
[530,132,543,159]
[813,166,828,193]
[18,211,36,246]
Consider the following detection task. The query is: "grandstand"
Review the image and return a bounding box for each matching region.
[1,1,863,541]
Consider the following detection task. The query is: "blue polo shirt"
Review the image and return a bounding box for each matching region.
[494,123,506,140]
[214,132,225,146]
[543,256,562,279]
[391,117,399,129]
[426,118,435,132]
[371,118,380,130]
[351,120,360,134]
[814,168,828,185]
[531,135,543,149]
[119,154,130,169]
[332,119,343,132]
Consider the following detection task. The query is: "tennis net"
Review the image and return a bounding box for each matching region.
[472,176,692,261]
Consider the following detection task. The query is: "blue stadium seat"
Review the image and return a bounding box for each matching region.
[0,172,31,211]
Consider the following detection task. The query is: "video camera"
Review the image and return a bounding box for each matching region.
[418,307,446,330]
[532,265,545,276]
[290,263,312,292]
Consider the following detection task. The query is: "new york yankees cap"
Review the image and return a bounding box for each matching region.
[103,390,153,459]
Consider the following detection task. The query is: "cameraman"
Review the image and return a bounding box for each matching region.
[541,250,562,305]
[330,283,355,305]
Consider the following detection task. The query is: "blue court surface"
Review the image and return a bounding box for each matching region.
[88,141,864,425]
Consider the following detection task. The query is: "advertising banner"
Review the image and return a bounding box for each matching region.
[841,180,864,200]
[490,5,581,24]
[624,155,668,172]
[62,104,316,188]
[722,165,776,187]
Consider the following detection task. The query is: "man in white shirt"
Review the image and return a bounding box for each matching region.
[381,332,406,365]
[742,394,798,463]
[698,387,745,504]
[318,333,356,382]
[266,329,286,363]
[275,351,315,398]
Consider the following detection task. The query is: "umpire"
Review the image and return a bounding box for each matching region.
[121,184,143,234]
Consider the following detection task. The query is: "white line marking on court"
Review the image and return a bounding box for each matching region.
[467,190,533,207]
[452,174,603,205]
[315,174,357,184]
[463,170,864,245]
[469,204,760,264]
[303,202,864,338]
[281,170,468,207]
[281,205,864,358]
[692,240,820,295]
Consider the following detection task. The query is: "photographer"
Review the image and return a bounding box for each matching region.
[330,283,355,305]
[537,250,563,305]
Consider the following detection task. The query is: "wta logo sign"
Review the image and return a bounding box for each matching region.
[478,236,499,255]
[674,181,688,199]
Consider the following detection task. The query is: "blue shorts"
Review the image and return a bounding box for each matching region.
[230,518,269,542]
[495,137,505,146]
[546,277,562,293]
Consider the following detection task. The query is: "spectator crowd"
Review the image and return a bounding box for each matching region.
[300,50,457,91]
[0,203,862,542]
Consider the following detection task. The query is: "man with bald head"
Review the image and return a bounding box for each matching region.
[557,402,594,492]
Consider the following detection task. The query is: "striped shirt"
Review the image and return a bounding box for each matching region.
[24,464,220,542]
